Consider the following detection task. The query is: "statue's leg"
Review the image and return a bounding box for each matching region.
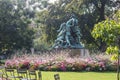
[77,36,80,43]
[65,35,71,46]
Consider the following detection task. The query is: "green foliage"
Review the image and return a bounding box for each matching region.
[0,0,34,54]
[92,19,120,45]
[106,46,119,55]
[33,35,51,51]
[33,23,52,51]
[92,10,120,59]
[106,46,119,60]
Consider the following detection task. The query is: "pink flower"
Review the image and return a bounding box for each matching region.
[60,62,66,71]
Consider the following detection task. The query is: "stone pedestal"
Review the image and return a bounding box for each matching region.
[54,48,90,57]
[66,48,90,57]
[68,49,81,57]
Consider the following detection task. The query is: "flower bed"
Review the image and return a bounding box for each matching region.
[5,52,120,72]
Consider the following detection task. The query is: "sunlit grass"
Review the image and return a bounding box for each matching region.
[42,71,117,80]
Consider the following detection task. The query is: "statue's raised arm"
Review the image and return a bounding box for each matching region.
[57,23,65,32]
[57,22,66,37]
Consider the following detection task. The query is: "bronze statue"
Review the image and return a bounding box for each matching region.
[52,16,83,49]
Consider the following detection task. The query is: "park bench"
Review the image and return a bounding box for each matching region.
[0,67,42,80]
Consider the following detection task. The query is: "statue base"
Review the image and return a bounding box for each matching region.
[69,48,90,57]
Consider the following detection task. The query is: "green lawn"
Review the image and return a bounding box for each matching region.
[0,70,118,80]
[42,71,117,80]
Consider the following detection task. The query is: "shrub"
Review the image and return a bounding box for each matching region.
[4,51,119,71]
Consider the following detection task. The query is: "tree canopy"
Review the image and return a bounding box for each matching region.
[0,0,34,54]
[92,10,120,58]
[92,10,120,80]
[0,0,120,53]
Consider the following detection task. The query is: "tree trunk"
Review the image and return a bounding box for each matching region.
[117,51,119,80]
[98,1,105,22]
[99,40,106,52]
[97,1,106,51]
[117,37,120,80]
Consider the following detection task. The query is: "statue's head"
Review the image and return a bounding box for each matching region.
[69,18,78,26]
[70,14,78,25]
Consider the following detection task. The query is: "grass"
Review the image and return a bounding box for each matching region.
[42,71,117,80]
[0,69,118,80]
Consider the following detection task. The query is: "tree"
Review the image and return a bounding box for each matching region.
[92,10,120,80]
[0,0,34,54]
[64,0,120,50]
[35,0,120,51]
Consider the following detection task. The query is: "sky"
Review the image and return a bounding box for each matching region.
[49,0,58,3]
